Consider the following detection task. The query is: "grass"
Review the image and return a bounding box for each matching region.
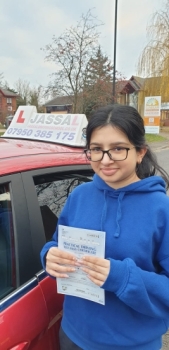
[0,124,5,137]
[145,134,167,143]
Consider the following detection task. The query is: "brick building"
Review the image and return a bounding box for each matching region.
[0,88,18,124]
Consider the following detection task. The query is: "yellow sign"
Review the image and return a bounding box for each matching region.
[144,96,161,134]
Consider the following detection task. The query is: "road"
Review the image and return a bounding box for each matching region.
[156,148,169,176]
[155,148,169,195]
[155,149,169,349]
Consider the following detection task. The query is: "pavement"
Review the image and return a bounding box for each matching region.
[148,130,169,152]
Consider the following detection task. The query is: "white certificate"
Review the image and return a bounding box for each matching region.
[57,225,106,305]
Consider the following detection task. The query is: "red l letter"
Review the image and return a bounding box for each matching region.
[72,115,78,125]
[16,110,25,123]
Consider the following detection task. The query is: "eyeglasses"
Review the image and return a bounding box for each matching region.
[84,147,135,162]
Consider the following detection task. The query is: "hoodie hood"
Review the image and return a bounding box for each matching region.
[93,174,166,194]
[93,174,166,237]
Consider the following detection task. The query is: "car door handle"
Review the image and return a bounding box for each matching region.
[9,342,29,350]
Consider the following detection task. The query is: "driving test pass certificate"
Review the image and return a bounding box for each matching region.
[57,225,106,305]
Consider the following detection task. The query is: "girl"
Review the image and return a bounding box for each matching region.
[40,104,169,350]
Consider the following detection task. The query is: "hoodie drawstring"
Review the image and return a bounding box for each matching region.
[114,192,125,237]
[101,190,125,238]
[101,190,108,231]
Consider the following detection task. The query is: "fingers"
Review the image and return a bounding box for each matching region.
[46,247,76,278]
[79,255,109,268]
[81,268,107,286]
[47,247,76,265]
[45,248,110,286]
[76,256,110,286]
[46,261,76,278]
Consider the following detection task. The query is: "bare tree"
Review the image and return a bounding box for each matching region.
[0,73,10,89]
[137,0,169,101]
[29,85,44,112]
[0,73,4,87]
[42,9,103,113]
[14,79,44,111]
[14,79,31,105]
[138,1,169,77]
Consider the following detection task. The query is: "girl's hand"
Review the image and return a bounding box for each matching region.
[46,247,76,278]
[77,256,110,286]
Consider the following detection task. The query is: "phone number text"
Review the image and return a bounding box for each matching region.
[6,128,76,141]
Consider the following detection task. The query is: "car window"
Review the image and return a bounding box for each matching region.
[34,172,92,242]
[0,184,16,299]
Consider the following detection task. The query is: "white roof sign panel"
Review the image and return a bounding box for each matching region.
[3,106,88,147]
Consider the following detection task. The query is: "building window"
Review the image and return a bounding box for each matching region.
[46,105,72,113]
[7,98,12,104]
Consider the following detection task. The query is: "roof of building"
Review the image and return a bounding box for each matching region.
[116,80,129,93]
[44,95,73,106]
[130,76,145,88]
[116,76,147,94]
[0,88,18,97]
[116,79,141,94]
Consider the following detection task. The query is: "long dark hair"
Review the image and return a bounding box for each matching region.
[86,104,169,189]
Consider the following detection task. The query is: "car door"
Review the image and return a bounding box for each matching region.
[0,174,53,350]
[21,165,93,349]
[0,166,93,350]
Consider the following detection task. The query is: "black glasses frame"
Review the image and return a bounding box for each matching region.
[84,147,135,162]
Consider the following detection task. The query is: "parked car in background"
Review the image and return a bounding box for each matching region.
[5,115,13,128]
[0,106,92,350]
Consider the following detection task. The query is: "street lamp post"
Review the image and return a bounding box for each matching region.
[112,0,118,103]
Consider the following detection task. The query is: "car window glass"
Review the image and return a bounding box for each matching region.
[0,184,16,299]
[34,172,92,242]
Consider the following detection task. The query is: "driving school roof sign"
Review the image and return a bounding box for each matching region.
[3,106,88,147]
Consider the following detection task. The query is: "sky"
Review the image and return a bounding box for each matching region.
[0,0,165,90]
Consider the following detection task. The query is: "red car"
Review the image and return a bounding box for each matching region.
[0,107,92,350]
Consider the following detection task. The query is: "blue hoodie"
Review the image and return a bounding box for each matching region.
[40,174,169,350]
